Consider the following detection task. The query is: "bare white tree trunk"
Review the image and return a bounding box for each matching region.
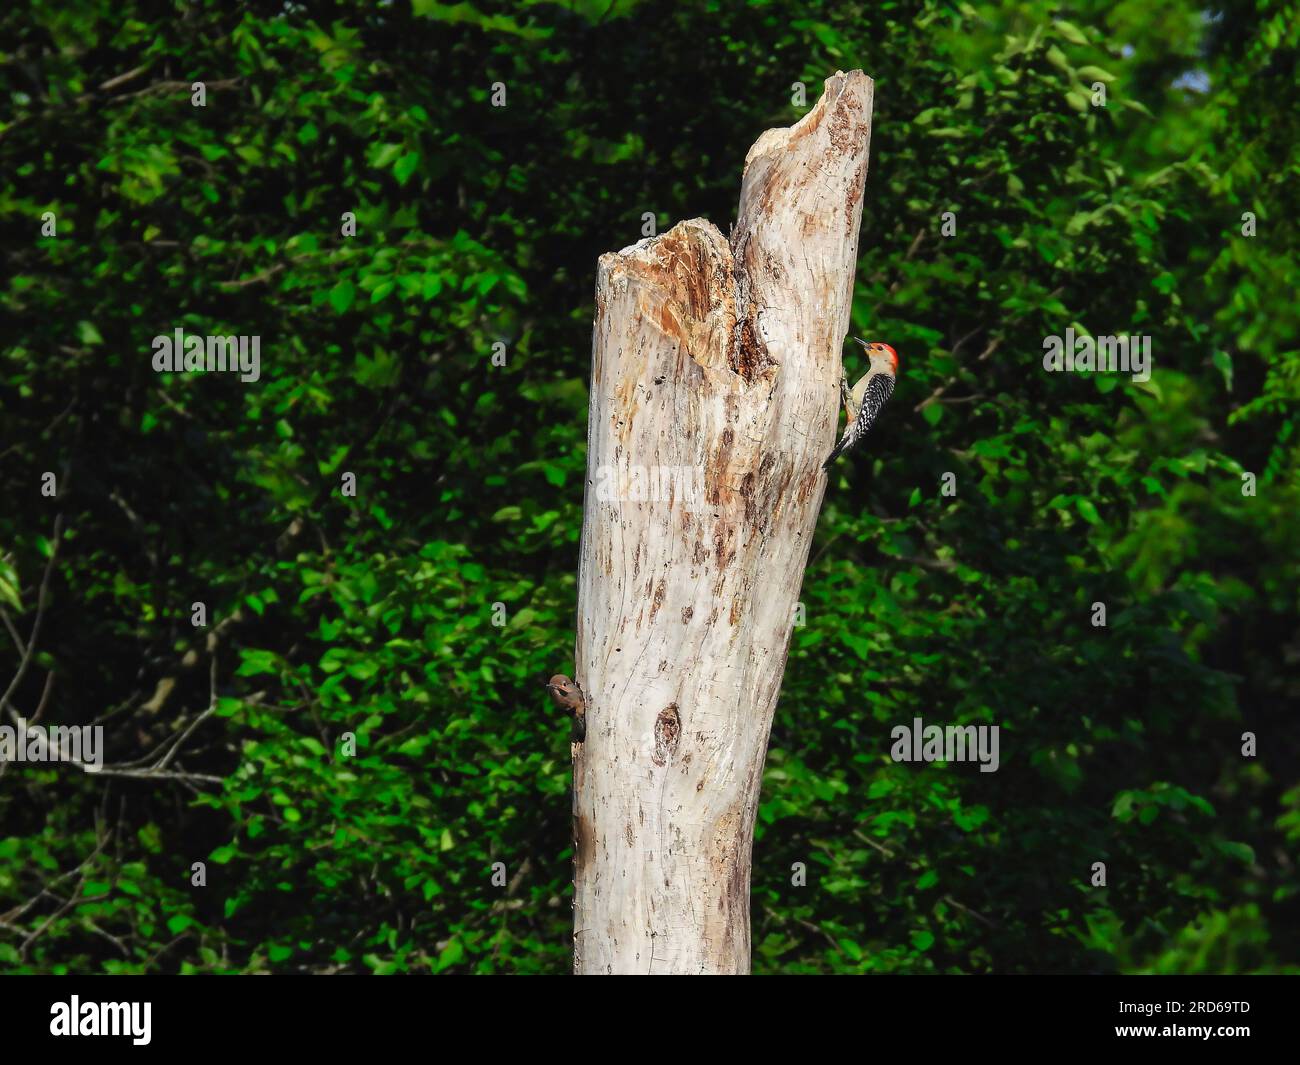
[572,71,874,975]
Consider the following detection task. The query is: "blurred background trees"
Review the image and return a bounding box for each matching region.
[0,0,1296,973]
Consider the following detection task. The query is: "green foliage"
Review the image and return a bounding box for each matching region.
[0,0,1296,974]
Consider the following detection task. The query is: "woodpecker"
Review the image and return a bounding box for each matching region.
[545,674,586,742]
[822,339,899,470]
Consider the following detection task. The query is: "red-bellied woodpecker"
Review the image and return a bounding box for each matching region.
[822,339,899,470]
[546,674,586,742]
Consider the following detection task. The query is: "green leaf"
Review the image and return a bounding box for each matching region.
[1076,65,1116,83]
[0,561,21,611]
[216,696,243,717]
[237,649,280,677]
[1212,350,1233,391]
[841,633,873,660]
[1112,792,1135,821]
[329,279,356,313]
[1053,19,1089,45]
[434,938,464,972]
[1217,841,1255,865]
[394,151,420,185]
[370,143,403,169]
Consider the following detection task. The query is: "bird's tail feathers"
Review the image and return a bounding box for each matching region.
[821,435,849,471]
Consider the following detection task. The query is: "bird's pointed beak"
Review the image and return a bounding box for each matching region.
[851,336,869,348]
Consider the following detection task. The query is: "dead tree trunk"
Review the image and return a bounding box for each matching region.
[572,71,874,975]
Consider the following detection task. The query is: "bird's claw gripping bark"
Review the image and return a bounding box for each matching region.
[840,371,853,421]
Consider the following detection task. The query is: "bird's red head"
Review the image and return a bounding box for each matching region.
[854,338,900,373]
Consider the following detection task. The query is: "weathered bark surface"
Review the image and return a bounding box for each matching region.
[573,71,874,974]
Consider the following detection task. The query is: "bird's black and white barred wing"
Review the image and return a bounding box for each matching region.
[857,372,895,436]
[822,372,895,470]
